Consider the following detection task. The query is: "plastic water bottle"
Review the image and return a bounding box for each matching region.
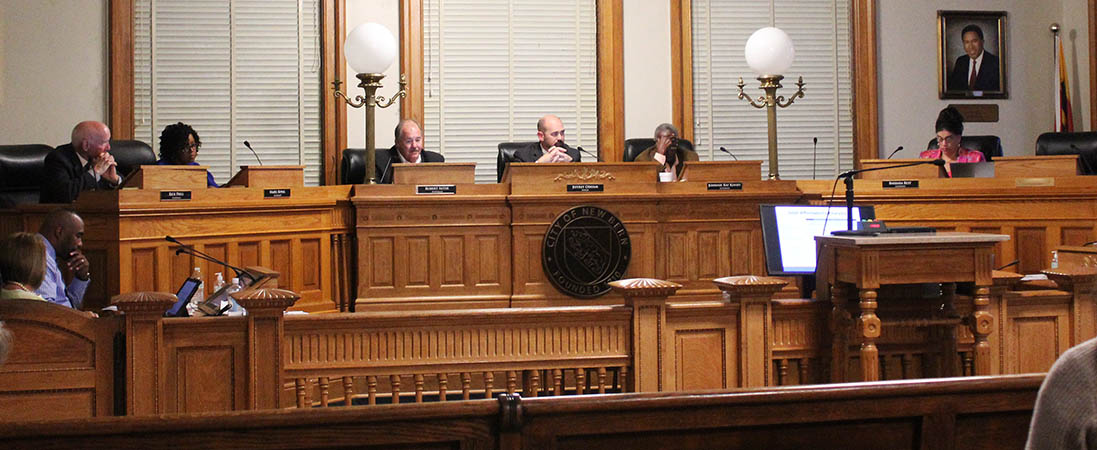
[212,272,225,291]
[1051,251,1059,269]
[225,277,247,316]
[186,267,204,316]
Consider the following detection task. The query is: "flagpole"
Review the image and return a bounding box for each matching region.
[1052,24,1062,132]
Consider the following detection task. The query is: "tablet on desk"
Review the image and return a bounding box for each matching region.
[165,278,201,317]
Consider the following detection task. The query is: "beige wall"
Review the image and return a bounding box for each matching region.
[878,0,1090,158]
[0,0,108,145]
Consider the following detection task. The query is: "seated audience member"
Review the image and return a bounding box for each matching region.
[513,114,583,163]
[34,209,89,309]
[40,121,120,203]
[375,119,444,184]
[0,232,48,302]
[1025,336,1097,449]
[919,107,985,177]
[158,122,219,187]
[633,123,699,181]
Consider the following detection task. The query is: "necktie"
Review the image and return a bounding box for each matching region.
[969,60,978,89]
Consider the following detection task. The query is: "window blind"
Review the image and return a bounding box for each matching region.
[423,0,598,183]
[134,0,322,185]
[691,0,852,179]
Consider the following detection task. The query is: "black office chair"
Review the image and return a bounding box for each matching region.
[497,142,536,183]
[110,139,156,178]
[924,135,1002,161]
[340,148,367,184]
[1035,131,1097,175]
[0,144,54,208]
[622,138,695,162]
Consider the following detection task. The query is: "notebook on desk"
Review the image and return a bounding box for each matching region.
[949,162,995,178]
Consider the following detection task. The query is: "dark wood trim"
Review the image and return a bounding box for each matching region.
[335,0,347,176]
[670,0,693,142]
[321,0,340,185]
[851,0,879,168]
[1089,0,1096,130]
[109,0,135,139]
[401,0,425,124]
[597,0,626,162]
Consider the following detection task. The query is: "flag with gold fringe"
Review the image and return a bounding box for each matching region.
[1055,32,1074,132]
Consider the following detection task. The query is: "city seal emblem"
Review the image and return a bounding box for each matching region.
[542,205,631,298]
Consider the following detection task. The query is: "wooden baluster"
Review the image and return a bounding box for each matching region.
[901,353,913,380]
[799,359,811,385]
[303,378,313,406]
[438,373,448,402]
[529,370,540,397]
[390,375,402,404]
[619,366,628,392]
[963,351,974,376]
[777,359,789,386]
[367,376,377,406]
[461,372,471,400]
[295,378,307,408]
[342,376,355,406]
[576,368,587,395]
[414,374,424,403]
[553,369,563,396]
[484,372,495,399]
[597,367,607,394]
[318,377,330,407]
[506,371,517,395]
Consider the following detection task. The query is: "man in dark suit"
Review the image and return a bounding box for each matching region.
[40,121,120,203]
[947,24,1001,92]
[375,119,444,184]
[513,114,582,163]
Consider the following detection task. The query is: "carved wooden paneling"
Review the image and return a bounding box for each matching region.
[1061,227,1094,246]
[1015,228,1048,275]
[178,347,236,413]
[405,236,430,287]
[270,240,293,288]
[238,241,260,268]
[368,237,395,288]
[162,322,250,414]
[301,238,321,292]
[673,329,726,390]
[662,232,689,280]
[475,234,502,286]
[131,247,157,292]
[440,235,464,286]
[1004,294,1072,374]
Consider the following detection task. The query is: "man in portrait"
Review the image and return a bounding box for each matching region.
[948,24,1001,92]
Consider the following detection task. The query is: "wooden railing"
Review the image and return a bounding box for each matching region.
[0,374,1043,449]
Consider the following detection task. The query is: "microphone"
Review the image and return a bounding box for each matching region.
[718,147,738,160]
[242,141,264,165]
[812,137,818,179]
[886,146,905,159]
[576,146,599,162]
[833,159,945,234]
[995,260,1020,271]
[1083,240,1097,246]
[165,236,256,283]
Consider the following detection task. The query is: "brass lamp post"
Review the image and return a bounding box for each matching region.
[735,27,805,180]
[333,22,407,184]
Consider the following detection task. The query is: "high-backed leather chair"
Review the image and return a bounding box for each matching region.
[1035,131,1097,175]
[0,144,53,207]
[497,142,536,182]
[340,148,367,184]
[110,139,157,178]
[924,135,1003,161]
[623,138,695,162]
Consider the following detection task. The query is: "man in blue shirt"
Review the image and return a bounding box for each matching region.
[35,209,89,309]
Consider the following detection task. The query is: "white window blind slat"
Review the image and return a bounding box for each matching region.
[134,0,321,185]
[425,0,597,183]
[692,0,852,179]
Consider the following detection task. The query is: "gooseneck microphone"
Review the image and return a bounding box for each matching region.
[834,159,945,233]
[242,141,264,165]
[718,147,738,160]
[812,137,818,179]
[576,146,599,162]
[886,145,905,159]
[166,235,256,283]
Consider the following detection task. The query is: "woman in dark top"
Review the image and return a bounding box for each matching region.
[157,122,218,187]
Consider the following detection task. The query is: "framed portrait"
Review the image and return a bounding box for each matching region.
[938,11,1008,99]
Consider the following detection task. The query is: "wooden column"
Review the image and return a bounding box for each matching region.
[714,275,788,388]
[234,288,298,410]
[609,278,681,392]
[1044,268,1097,344]
[111,292,176,416]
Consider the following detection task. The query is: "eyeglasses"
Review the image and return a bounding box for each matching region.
[184,143,200,151]
[935,135,959,143]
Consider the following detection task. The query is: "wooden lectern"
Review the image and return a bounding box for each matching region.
[224,165,305,188]
[392,162,476,184]
[121,165,210,189]
[681,160,763,181]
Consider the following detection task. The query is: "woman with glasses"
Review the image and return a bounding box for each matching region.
[919,107,985,176]
[157,122,219,187]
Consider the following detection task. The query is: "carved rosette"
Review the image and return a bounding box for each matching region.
[232,288,300,311]
[111,291,177,314]
[608,278,682,298]
[553,168,616,182]
[1043,268,1097,292]
[713,275,788,297]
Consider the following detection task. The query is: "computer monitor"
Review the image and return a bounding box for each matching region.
[759,204,876,276]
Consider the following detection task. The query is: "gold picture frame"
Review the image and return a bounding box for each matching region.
[938,10,1008,99]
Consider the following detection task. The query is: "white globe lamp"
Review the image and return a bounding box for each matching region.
[344,22,397,74]
[744,27,795,77]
